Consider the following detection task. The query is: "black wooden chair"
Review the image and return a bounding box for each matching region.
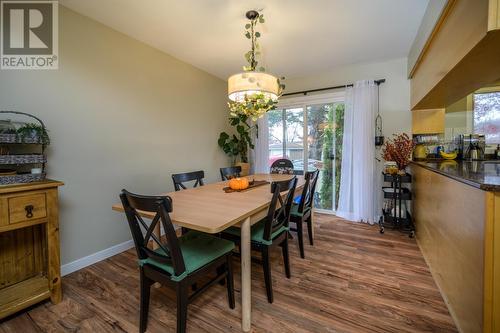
[270,158,294,175]
[119,190,235,333]
[220,166,242,181]
[172,170,205,191]
[290,169,319,258]
[221,176,297,303]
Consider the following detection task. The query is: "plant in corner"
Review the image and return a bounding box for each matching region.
[218,114,256,168]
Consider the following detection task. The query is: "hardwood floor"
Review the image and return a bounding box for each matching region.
[0,214,457,333]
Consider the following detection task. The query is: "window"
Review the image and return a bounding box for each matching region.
[268,107,304,173]
[268,92,345,212]
[474,92,500,144]
[268,109,284,162]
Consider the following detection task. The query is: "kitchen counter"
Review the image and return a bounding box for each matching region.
[411,160,500,191]
[411,163,500,332]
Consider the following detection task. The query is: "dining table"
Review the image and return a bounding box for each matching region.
[112,173,306,332]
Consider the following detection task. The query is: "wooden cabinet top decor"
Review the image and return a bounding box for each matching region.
[0,111,50,186]
[0,180,63,320]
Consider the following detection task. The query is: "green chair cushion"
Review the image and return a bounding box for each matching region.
[139,231,235,282]
[224,220,288,246]
[291,204,311,217]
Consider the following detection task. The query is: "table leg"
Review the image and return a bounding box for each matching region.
[241,217,251,332]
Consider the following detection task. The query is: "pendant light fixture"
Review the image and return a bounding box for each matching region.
[227,10,282,109]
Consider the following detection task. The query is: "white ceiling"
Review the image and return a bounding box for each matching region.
[61,0,429,80]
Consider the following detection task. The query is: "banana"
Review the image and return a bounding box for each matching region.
[439,151,458,160]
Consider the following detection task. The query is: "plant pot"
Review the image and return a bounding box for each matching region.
[235,162,250,176]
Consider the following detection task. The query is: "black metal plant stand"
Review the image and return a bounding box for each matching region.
[379,172,415,238]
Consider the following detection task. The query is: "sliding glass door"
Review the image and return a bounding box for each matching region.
[306,103,344,211]
[268,93,345,212]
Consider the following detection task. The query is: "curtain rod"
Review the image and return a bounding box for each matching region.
[282,79,386,97]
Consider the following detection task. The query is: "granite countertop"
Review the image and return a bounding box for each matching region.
[411,160,500,191]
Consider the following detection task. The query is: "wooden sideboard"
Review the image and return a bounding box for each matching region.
[0,180,64,319]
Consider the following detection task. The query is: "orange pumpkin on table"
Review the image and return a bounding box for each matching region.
[228,177,249,190]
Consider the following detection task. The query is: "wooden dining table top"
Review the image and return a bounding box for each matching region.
[112,173,305,234]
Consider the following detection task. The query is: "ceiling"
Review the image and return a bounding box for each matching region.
[61,0,429,80]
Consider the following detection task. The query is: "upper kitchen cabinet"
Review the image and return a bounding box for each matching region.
[412,108,445,134]
[409,0,500,110]
[490,0,500,30]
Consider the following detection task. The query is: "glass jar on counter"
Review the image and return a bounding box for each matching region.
[384,161,398,175]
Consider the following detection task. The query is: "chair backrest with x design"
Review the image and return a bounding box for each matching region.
[220,166,242,181]
[297,169,320,214]
[262,176,298,242]
[270,158,295,175]
[120,190,186,277]
[171,170,205,191]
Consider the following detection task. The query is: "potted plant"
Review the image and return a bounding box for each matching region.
[382,133,415,175]
[218,114,256,176]
[16,123,50,145]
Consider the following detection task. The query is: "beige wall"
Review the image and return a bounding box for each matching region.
[0,7,230,265]
[285,58,411,137]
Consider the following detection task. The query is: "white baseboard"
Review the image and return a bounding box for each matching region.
[60,227,171,277]
[61,239,135,276]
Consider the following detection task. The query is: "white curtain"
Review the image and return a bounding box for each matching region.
[250,113,270,174]
[336,80,380,224]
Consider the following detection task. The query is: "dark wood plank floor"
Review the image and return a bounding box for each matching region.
[0,214,457,333]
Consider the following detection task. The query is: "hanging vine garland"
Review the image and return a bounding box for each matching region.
[228,92,278,120]
[227,10,285,121]
[218,10,286,164]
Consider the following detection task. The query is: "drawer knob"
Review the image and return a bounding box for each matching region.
[25,205,34,218]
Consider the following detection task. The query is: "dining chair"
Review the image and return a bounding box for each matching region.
[172,170,205,191]
[220,166,242,181]
[270,158,294,175]
[290,169,319,258]
[120,190,235,333]
[221,176,297,303]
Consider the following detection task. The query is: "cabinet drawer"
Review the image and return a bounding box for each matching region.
[8,193,47,224]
